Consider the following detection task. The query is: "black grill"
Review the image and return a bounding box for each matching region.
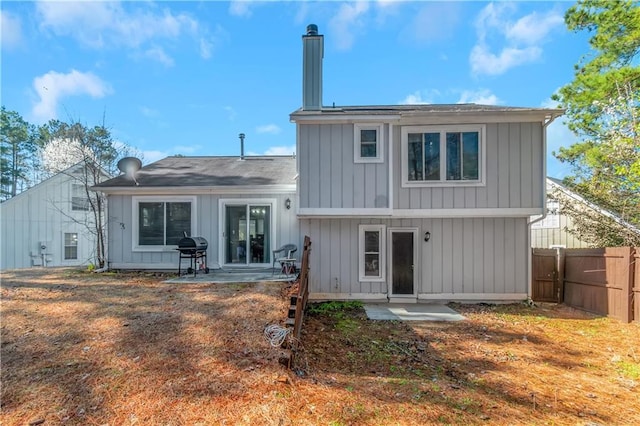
[176,236,209,276]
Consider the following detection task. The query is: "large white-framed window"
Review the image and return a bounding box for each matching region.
[71,183,90,211]
[359,224,386,282]
[401,124,485,187]
[354,123,384,163]
[64,232,78,260]
[531,200,560,229]
[132,196,197,251]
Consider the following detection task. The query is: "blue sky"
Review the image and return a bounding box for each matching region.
[2,1,588,178]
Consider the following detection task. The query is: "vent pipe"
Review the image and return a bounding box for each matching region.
[302,24,323,111]
[239,133,245,160]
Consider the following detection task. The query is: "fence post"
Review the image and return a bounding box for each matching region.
[557,247,565,303]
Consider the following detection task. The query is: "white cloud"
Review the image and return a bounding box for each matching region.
[403,2,461,44]
[36,1,218,62]
[264,145,296,156]
[256,124,281,135]
[470,3,563,76]
[141,150,167,164]
[143,46,175,67]
[399,89,440,105]
[1,10,23,50]
[140,106,159,118]
[142,144,202,164]
[228,0,254,18]
[328,1,370,50]
[457,89,501,105]
[224,106,237,121]
[32,70,112,122]
[541,97,576,179]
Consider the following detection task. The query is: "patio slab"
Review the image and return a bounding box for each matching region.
[165,267,296,283]
[364,303,465,322]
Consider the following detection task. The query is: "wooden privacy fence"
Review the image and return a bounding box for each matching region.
[532,247,638,323]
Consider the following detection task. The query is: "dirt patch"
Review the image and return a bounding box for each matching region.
[2,269,639,425]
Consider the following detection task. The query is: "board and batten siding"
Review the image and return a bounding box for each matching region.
[531,213,590,248]
[106,192,299,270]
[300,217,529,301]
[0,173,96,269]
[298,123,389,209]
[393,122,544,210]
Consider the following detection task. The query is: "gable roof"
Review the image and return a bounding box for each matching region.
[93,156,297,192]
[547,177,640,236]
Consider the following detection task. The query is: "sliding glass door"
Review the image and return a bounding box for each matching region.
[224,204,271,265]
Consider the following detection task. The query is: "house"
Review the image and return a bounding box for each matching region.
[290,24,563,302]
[93,156,298,270]
[93,24,563,304]
[0,164,104,269]
[531,177,640,248]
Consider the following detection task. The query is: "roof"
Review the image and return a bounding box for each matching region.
[290,103,564,119]
[93,156,296,190]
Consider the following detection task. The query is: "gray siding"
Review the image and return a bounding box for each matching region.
[298,123,389,209]
[106,192,299,269]
[300,217,529,300]
[531,213,589,248]
[393,122,544,210]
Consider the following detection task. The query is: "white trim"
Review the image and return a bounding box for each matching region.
[354,123,384,163]
[388,123,394,209]
[95,184,296,195]
[132,195,197,252]
[291,114,402,123]
[401,124,486,188]
[218,198,277,268]
[309,292,389,302]
[297,207,542,218]
[388,228,418,298]
[359,224,386,282]
[418,293,528,301]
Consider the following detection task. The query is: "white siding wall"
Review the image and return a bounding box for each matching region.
[1,173,97,269]
[393,122,544,210]
[106,192,299,270]
[300,217,529,301]
[298,123,389,209]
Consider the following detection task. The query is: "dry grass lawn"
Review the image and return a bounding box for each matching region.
[1,268,639,425]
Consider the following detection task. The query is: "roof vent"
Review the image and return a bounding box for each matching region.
[306,24,318,36]
[239,133,245,160]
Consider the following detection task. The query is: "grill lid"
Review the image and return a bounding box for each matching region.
[177,236,208,251]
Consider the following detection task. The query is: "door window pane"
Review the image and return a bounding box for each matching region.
[250,205,270,263]
[226,205,246,263]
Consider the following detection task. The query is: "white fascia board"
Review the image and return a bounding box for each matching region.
[94,184,296,195]
[398,111,562,124]
[297,207,542,218]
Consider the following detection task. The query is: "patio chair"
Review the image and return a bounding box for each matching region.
[272,244,297,275]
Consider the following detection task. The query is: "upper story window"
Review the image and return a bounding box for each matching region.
[71,183,90,211]
[133,196,196,250]
[354,123,384,163]
[401,125,485,187]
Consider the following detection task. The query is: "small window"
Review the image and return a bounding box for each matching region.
[64,233,78,260]
[71,184,90,211]
[354,124,384,163]
[359,224,385,281]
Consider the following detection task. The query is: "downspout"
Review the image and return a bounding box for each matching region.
[527,113,561,299]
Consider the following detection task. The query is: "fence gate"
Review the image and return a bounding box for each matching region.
[532,248,560,302]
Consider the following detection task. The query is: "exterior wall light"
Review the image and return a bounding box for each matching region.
[285,198,291,210]
[424,231,431,242]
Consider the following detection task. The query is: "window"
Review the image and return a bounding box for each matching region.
[359,224,385,281]
[71,184,90,211]
[402,125,485,187]
[354,124,384,163]
[133,197,196,249]
[64,233,78,260]
[532,200,560,229]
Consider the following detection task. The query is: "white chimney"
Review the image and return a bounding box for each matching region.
[302,24,323,111]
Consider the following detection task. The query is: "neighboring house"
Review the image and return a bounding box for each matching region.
[93,24,564,304]
[291,25,563,302]
[93,156,298,270]
[531,177,640,248]
[0,164,103,269]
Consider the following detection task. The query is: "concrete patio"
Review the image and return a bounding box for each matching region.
[364,303,466,322]
[165,267,296,283]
